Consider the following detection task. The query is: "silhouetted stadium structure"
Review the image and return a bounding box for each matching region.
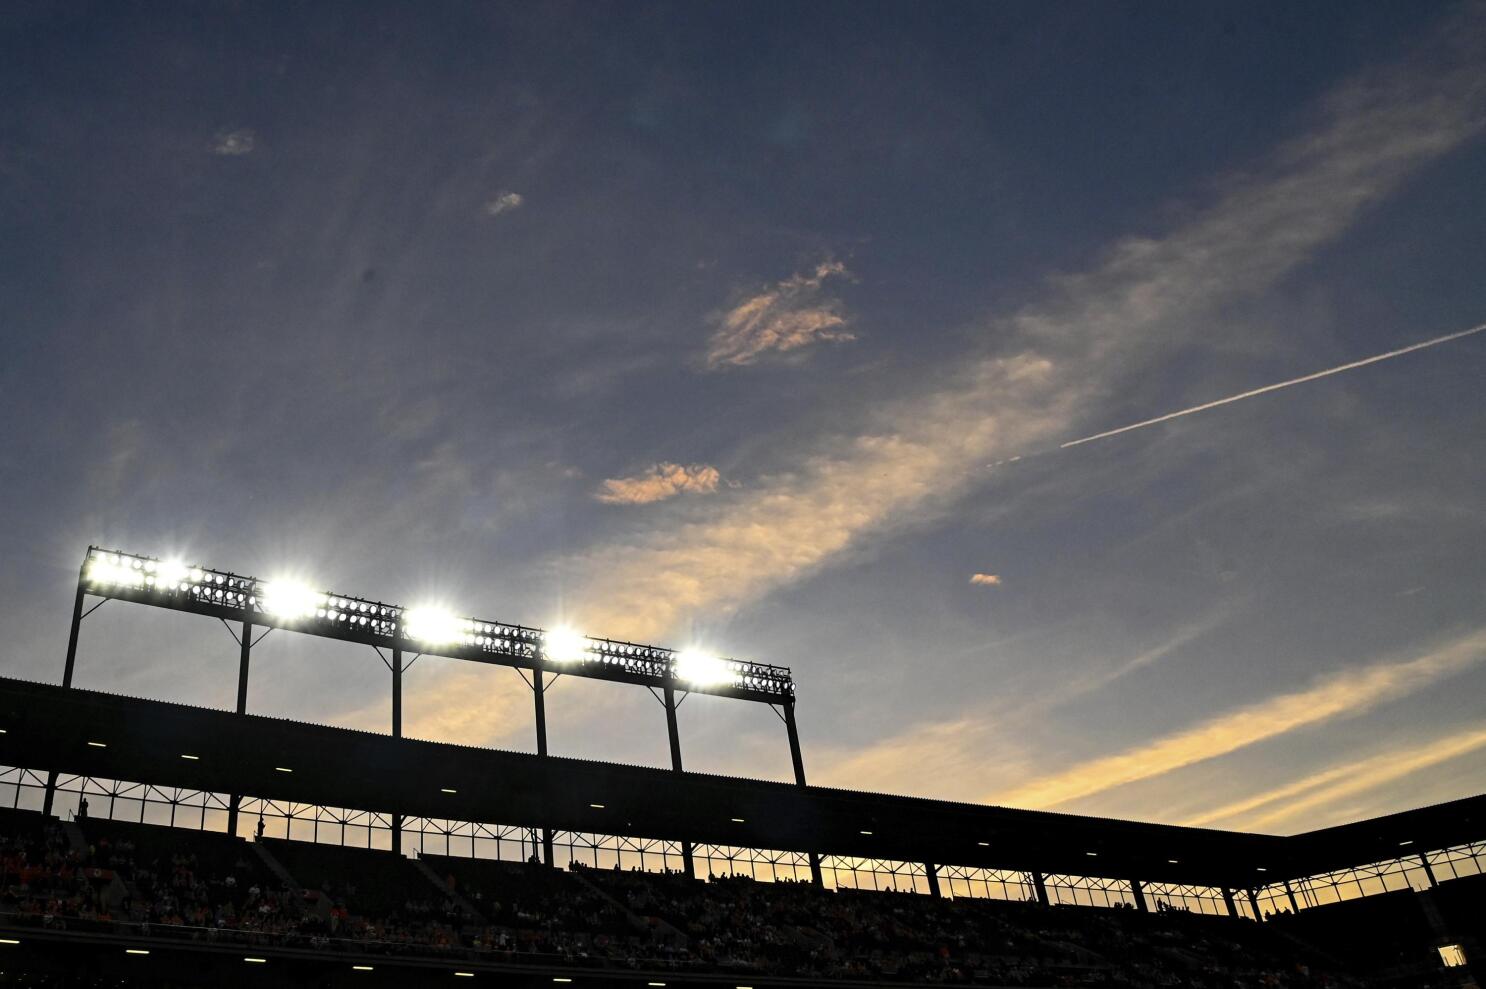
[0,547,1482,986]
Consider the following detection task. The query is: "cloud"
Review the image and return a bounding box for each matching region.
[484,191,524,216]
[557,9,1486,644]
[969,573,1002,586]
[211,129,256,156]
[995,627,1486,810]
[705,260,855,368]
[1182,722,1486,832]
[595,462,722,505]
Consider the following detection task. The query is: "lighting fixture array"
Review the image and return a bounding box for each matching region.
[80,547,793,699]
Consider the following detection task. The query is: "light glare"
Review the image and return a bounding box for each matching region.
[86,556,143,588]
[404,606,470,646]
[543,626,587,664]
[260,580,324,620]
[675,650,733,687]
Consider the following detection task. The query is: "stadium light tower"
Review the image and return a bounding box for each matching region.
[52,546,812,869]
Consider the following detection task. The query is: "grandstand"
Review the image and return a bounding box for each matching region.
[0,548,1482,986]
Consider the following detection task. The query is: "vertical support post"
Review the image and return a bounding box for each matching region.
[391,643,402,856]
[1283,879,1300,913]
[62,583,85,689]
[1418,851,1439,889]
[1222,887,1238,918]
[782,699,824,887]
[532,665,555,868]
[1247,888,1263,922]
[1032,870,1049,906]
[1130,878,1148,912]
[926,863,942,899]
[663,684,696,879]
[45,580,87,817]
[227,607,253,839]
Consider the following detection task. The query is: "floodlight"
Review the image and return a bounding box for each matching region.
[259,580,324,620]
[675,650,734,687]
[403,606,470,646]
[86,555,142,588]
[152,558,190,589]
[543,625,587,664]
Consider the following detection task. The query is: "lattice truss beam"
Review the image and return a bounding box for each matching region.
[77,546,794,702]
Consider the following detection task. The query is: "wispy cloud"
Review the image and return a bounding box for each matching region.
[211,128,256,156]
[559,9,1486,644]
[1183,722,1486,832]
[969,572,1002,586]
[484,190,524,216]
[996,627,1486,810]
[595,462,722,505]
[705,260,855,368]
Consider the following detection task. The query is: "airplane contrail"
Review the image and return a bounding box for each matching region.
[1059,321,1486,450]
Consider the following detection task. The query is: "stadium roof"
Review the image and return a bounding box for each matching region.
[0,676,1476,891]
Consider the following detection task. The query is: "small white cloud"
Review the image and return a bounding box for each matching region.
[706,260,854,369]
[483,191,524,217]
[969,573,1002,587]
[211,129,256,156]
[596,463,722,505]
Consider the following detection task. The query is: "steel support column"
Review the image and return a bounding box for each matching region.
[533,666,555,868]
[1130,878,1148,912]
[226,611,253,838]
[1222,887,1238,918]
[1032,870,1049,906]
[926,863,942,899]
[391,644,403,856]
[1247,888,1263,922]
[61,584,85,689]
[1284,879,1300,913]
[44,583,87,817]
[663,683,696,879]
[1419,851,1439,888]
[782,699,823,887]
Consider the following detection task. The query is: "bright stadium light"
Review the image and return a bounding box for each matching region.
[543,625,587,664]
[403,606,470,646]
[150,558,191,589]
[86,553,144,588]
[675,650,734,687]
[259,580,324,620]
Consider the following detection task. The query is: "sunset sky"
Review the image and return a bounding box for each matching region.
[3,1,1484,837]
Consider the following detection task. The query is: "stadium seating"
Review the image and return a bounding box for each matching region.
[0,806,1474,986]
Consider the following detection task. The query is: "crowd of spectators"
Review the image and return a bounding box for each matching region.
[0,807,1410,985]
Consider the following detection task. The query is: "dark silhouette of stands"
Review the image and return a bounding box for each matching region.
[0,806,1480,986]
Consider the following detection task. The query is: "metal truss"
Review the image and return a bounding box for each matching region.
[937,863,1036,902]
[74,546,793,703]
[693,843,815,884]
[1140,880,1231,916]
[818,855,930,893]
[1042,872,1135,909]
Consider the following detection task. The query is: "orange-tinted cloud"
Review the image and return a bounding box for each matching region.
[706,261,854,368]
[969,573,1002,586]
[595,462,722,505]
[995,627,1486,810]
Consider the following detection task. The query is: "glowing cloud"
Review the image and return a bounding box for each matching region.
[969,573,1002,587]
[1184,723,1486,832]
[705,260,854,368]
[595,463,722,505]
[562,10,1486,644]
[996,627,1486,810]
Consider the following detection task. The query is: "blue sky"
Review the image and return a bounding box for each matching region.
[2,1,1484,835]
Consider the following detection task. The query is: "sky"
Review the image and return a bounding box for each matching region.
[2,1,1484,838]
